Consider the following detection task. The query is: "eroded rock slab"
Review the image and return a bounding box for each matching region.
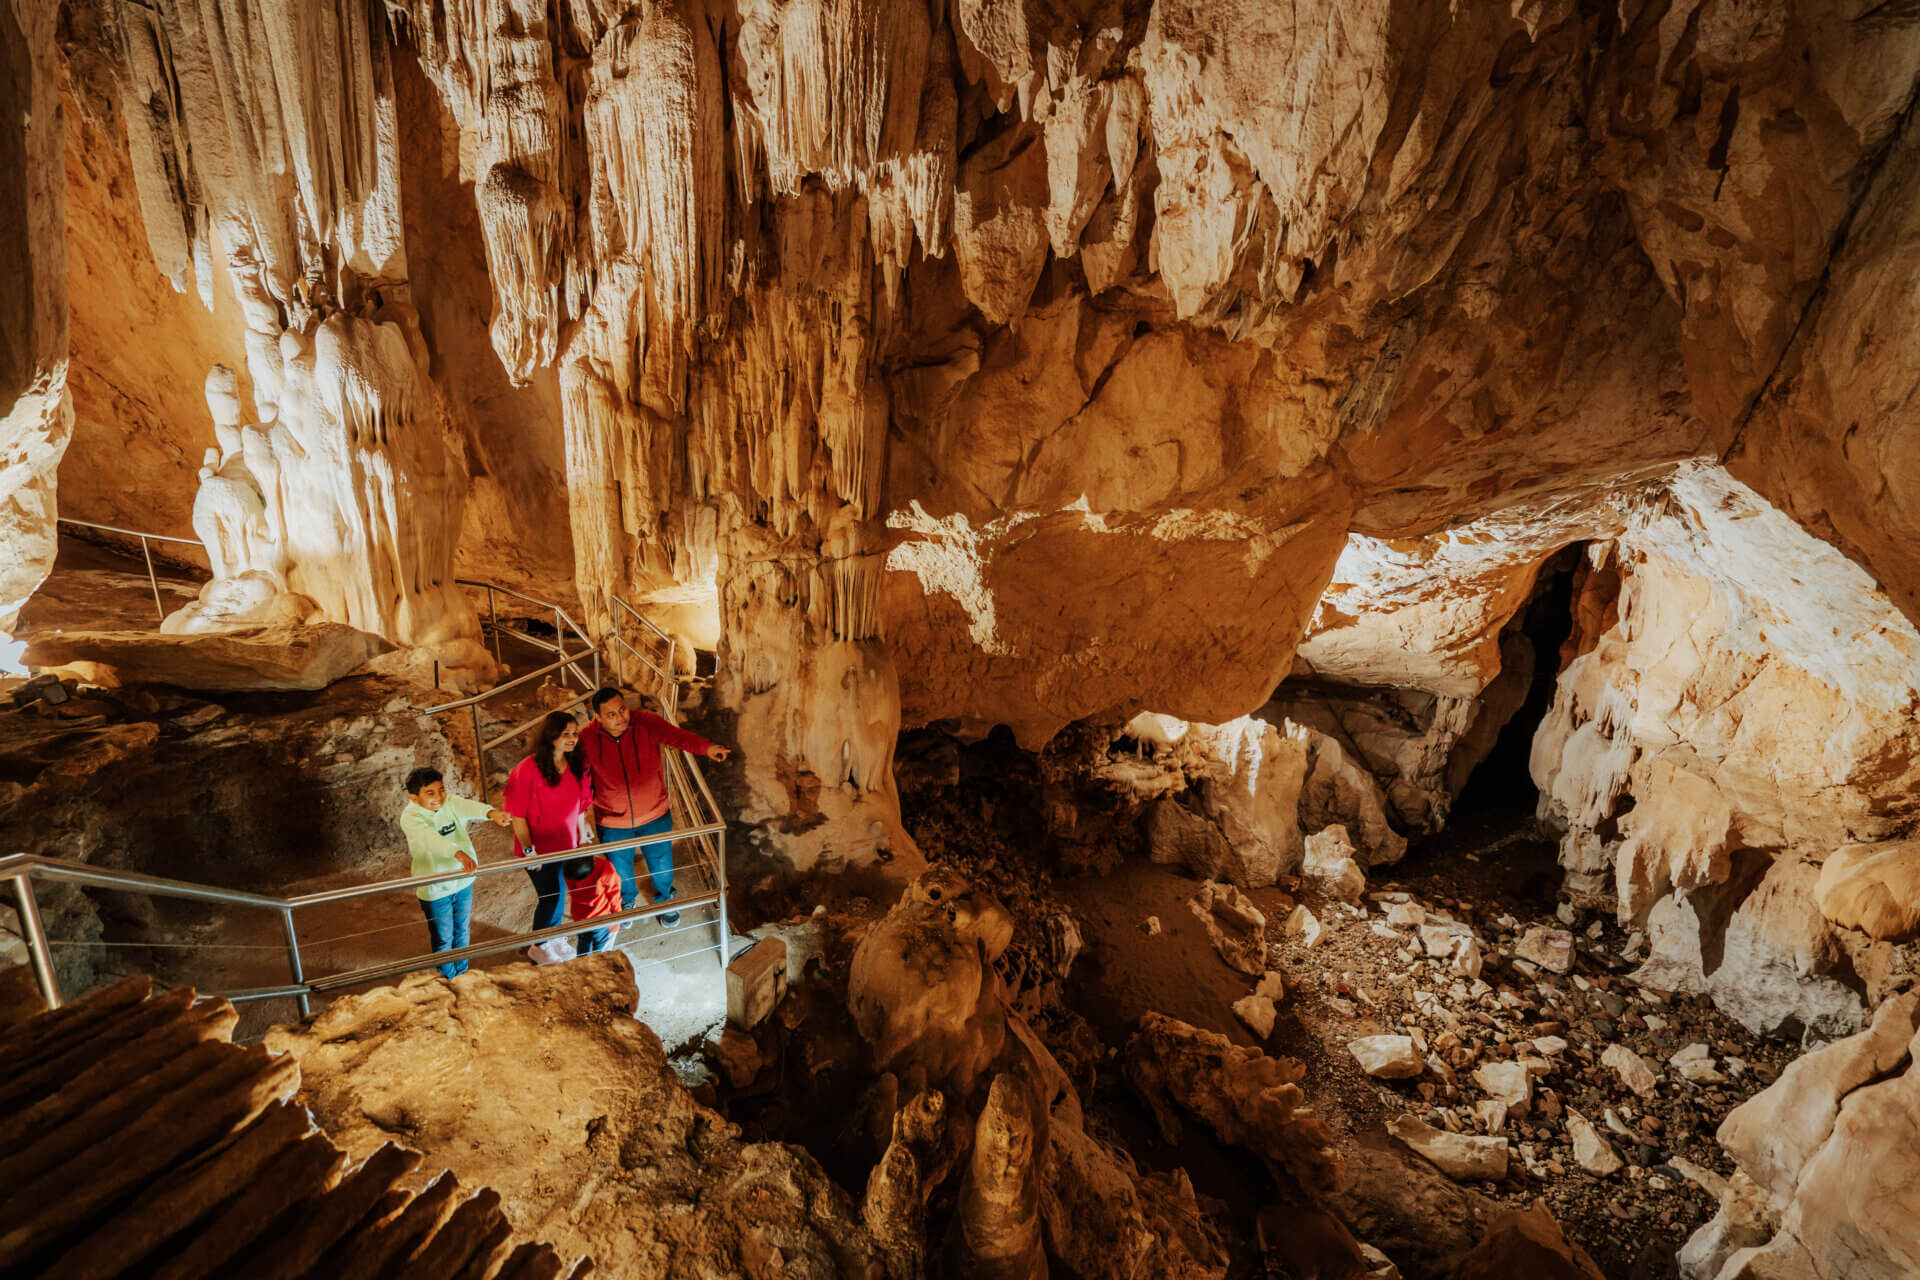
[26,623,392,691]
[266,954,886,1277]
[1688,992,1920,1279]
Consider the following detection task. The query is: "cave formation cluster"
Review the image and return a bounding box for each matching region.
[10,0,1920,1274]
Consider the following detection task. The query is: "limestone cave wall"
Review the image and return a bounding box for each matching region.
[22,0,1920,888]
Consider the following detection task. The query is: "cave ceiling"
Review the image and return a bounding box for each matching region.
[6,0,1920,855]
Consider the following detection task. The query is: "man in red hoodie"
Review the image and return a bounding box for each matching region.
[579,686,729,928]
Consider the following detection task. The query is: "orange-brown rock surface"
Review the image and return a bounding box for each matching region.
[268,953,889,1277]
[23,2,1920,1273]
[22,0,1920,1037]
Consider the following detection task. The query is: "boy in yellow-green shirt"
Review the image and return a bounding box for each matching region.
[399,767,510,977]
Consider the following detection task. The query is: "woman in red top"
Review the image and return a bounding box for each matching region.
[502,712,595,938]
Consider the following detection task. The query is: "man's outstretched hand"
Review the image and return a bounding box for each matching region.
[705,744,732,762]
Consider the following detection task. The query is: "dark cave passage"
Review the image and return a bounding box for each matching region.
[1451,544,1584,827]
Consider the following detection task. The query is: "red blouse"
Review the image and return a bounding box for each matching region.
[501,756,594,855]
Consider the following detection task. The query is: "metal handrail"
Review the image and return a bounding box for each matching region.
[56,517,208,622]
[1,758,731,1017]
[459,579,598,690]
[422,650,588,714]
[431,581,611,797]
[611,597,687,722]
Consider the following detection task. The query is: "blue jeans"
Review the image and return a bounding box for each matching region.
[419,887,473,978]
[601,813,676,912]
[576,924,613,954]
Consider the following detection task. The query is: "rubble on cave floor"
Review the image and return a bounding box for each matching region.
[1261,831,1803,1277]
[895,761,1802,1277]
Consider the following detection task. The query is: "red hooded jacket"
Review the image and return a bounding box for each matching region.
[578,710,712,827]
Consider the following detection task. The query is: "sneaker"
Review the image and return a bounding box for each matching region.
[660,910,681,928]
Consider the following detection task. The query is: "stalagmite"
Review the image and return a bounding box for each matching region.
[954,1074,1046,1280]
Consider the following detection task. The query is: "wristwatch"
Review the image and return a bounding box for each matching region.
[522,845,536,857]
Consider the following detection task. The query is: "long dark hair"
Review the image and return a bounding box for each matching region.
[532,712,585,787]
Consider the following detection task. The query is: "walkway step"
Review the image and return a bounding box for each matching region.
[0,967,590,1279]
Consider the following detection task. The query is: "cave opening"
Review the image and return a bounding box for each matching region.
[1450,543,1585,829]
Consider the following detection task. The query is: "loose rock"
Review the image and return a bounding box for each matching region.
[1387,1114,1509,1182]
[1515,927,1575,974]
[1350,1035,1425,1080]
[1601,1044,1660,1099]
[1566,1110,1623,1177]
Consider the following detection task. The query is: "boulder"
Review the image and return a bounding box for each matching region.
[1189,717,1311,885]
[1715,991,1920,1210]
[1601,1044,1660,1099]
[1144,797,1242,885]
[1350,1035,1424,1080]
[24,623,393,692]
[1816,841,1920,941]
[1292,726,1409,866]
[1514,927,1574,974]
[1708,858,1866,1039]
[265,953,885,1275]
[1325,1130,1497,1276]
[1188,880,1269,976]
[1472,1061,1533,1115]
[1670,1043,1727,1085]
[1676,1170,1772,1280]
[1304,824,1367,903]
[1566,1110,1622,1177]
[1386,1114,1509,1182]
[1285,904,1324,947]
[1449,1203,1604,1280]
[1233,972,1287,1039]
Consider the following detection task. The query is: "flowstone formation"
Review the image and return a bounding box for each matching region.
[59,0,492,677]
[1532,464,1920,1039]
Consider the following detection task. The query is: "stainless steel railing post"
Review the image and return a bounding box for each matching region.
[10,872,61,1009]
[139,535,165,622]
[487,586,500,666]
[470,703,485,798]
[715,826,729,976]
[279,907,311,1017]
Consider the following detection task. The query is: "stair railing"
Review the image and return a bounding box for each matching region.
[608,596,685,723]
[425,582,604,797]
[55,517,209,622]
[4,573,735,1021]
[1,756,731,1018]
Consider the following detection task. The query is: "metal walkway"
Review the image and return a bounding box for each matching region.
[10,547,732,1026]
